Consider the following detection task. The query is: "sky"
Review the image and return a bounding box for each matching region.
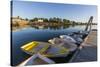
[12,1,97,23]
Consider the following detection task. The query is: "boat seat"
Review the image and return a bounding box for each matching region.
[39,45,51,54]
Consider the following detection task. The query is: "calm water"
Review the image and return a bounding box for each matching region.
[11,25,97,66]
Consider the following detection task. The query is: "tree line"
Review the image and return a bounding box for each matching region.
[29,17,97,25]
[12,16,97,27]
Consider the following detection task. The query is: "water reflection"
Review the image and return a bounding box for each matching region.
[12,25,97,32]
[12,24,79,31]
[31,25,74,30]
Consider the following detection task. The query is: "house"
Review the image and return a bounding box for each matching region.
[38,19,44,22]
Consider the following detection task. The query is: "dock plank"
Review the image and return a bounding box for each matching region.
[70,31,97,62]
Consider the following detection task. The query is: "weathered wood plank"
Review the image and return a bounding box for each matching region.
[70,31,97,62]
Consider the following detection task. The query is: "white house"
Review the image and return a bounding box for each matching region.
[38,19,44,22]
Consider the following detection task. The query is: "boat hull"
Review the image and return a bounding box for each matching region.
[21,41,70,58]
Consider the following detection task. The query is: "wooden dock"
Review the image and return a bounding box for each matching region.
[70,30,97,62]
